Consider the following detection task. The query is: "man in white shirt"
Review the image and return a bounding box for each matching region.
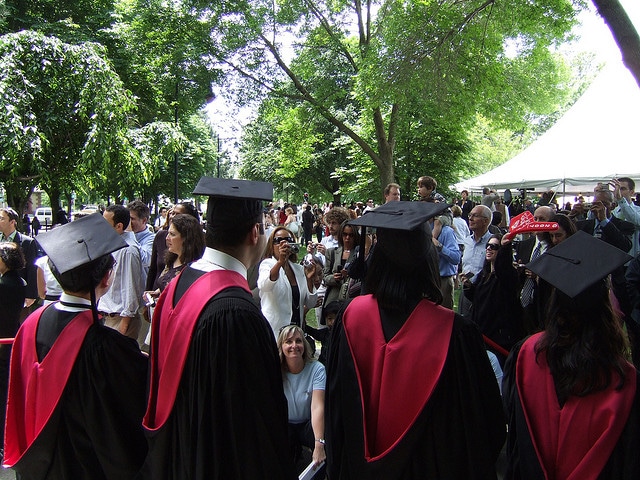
[459,205,492,316]
[127,200,155,277]
[154,206,168,232]
[99,205,144,340]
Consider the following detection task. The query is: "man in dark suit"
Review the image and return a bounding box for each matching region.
[456,189,475,224]
[576,188,633,254]
[576,187,634,315]
[0,208,39,313]
[515,206,553,334]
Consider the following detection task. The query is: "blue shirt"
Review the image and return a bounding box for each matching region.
[436,225,461,277]
[461,230,492,279]
[283,361,326,423]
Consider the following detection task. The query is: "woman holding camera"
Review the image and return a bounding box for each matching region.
[322,220,360,313]
[258,227,318,337]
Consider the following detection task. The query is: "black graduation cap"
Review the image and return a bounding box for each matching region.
[349,201,451,231]
[526,230,632,298]
[35,213,127,275]
[193,177,273,233]
[193,177,273,201]
[349,201,451,268]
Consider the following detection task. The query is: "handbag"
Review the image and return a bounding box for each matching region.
[338,281,350,301]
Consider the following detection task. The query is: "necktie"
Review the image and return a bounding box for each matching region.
[521,243,541,307]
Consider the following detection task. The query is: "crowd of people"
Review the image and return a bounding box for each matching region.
[0,173,638,479]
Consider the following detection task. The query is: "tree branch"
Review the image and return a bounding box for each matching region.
[592,0,640,87]
[304,0,358,71]
[259,33,381,163]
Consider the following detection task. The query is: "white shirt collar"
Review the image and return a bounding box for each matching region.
[190,247,247,279]
[55,293,92,312]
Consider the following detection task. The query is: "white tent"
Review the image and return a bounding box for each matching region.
[455,63,640,195]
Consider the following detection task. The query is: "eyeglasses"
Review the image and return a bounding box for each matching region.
[486,243,500,251]
[273,236,294,244]
[468,213,486,219]
[342,232,354,237]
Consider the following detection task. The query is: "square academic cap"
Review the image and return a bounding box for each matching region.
[526,230,632,298]
[35,213,128,275]
[349,201,451,231]
[193,177,273,201]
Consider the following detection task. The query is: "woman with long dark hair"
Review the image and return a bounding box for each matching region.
[326,202,505,479]
[503,232,640,479]
[463,234,524,363]
[145,213,205,300]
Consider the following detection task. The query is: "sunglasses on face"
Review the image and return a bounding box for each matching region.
[486,243,500,251]
[273,236,294,244]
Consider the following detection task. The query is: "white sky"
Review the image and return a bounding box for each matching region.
[206,2,640,160]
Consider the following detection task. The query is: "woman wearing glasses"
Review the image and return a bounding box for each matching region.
[463,234,524,365]
[258,227,318,337]
[322,220,360,313]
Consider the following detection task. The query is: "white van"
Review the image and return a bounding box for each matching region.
[34,207,53,226]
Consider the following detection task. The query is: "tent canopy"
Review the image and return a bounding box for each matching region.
[455,63,640,195]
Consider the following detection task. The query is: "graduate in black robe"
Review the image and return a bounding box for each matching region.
[4,214,148,479]
[503,232,640,479]
[142,177,295,480]
[326,201,506,479]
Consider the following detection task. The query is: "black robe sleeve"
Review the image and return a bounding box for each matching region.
[13,326,148,480]
[144,289,296,480]
[326,312,505,480]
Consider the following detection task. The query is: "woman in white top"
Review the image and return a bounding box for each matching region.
[258,227,317,337]
[277,325,326,472]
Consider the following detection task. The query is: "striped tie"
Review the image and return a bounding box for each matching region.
[520,243,541,307]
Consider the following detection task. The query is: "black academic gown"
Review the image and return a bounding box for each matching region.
[143,267,296,480]
[6,306,148,480]
[326,295,506,479]
[503,339,640,480]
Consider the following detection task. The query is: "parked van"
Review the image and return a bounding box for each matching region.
[34,207,53,226]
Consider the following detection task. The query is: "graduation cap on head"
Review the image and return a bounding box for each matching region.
[526,230,632,298]
[349,201,451,266]
[193,177,273,235]
[36,213,127,275]
[349,201,451,231]
[193,177,273,201]
[36,214,128,323]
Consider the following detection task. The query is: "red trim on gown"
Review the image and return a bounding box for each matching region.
[342,295,453,461]
[143,269,250,430]
[4,307,93,467]
[516,332,637,480]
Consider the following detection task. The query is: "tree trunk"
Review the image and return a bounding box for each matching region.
[46,188,62,216]
[331,177,341,206]
[5,185,33,232]
[592,0,640,87]
[372,105,399,191]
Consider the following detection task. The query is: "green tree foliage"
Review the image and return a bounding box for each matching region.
[135,113,219,204]
[0,1,221,208]
[0,30,135,213]
[192,0,582,192]
[111,0,220,124]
